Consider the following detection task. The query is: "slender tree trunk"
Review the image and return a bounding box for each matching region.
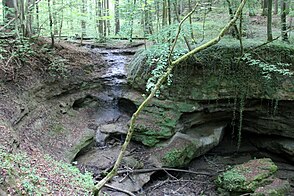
[167,0,171,25]
[103,0,107,37]
[52,0,58,35]
[3,0,15,28]
[144,0,153,35]
[262,0,268,16]
[226,0,240,39]
[48,0,54,47]
[188,0,196,43]
[58,0,64,39]
[98,0,104,38]
[81,0,87,37]
[162,0,167,26]
[129,0,136,42]
[106,0,111,36]
[36,2,40,34]
[19,0,26,35]
[114,0,120,35]
[25,0,34,36]
[281,0,288,41]
[267,0,273,41]
[274,0,278,14]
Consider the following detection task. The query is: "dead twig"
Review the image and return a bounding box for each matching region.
[163,169,179,180]
[117,167,214,176]
[104,184,136,196]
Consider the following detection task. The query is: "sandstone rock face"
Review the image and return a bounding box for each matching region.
[250,135,294,162]
[243,100,294,139]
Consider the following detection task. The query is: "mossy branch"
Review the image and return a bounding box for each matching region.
[94,0,247,193]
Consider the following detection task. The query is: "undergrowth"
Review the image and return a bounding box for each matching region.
[0,147,94,195]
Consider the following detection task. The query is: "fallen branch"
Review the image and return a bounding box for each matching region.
[94,0,247,193]
[104,184,136,196]
[117,167,214,176]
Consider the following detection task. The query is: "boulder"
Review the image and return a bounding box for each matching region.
[216,158,278,193]
[253,178,290,196]
[150,123,225,168]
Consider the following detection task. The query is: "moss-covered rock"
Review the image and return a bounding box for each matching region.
[253,178,290,196]
[150,124,224,167]
[128,42,294,101]
[122,90,201,147]
[216,158,278,193]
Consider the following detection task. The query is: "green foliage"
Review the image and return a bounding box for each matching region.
[0,147,94,195]
[48,56,69,78]
[145,44,187,95]
[242,53,293,80]
[0,37,35,61]
[216,167,247,192]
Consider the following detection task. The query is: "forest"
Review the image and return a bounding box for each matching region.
[0,0,294,195]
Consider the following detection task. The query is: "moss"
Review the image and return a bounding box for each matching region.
[50,123,65,134]
[216,158,278,193]
[253,178,290,196]
[132,135,160,147]
[128,42,294,101]
[161,141,198,167]
[133,125,174,147]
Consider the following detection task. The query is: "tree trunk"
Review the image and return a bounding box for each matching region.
[274,0,278,14]
[36,2,40,34]
[267,0,273,41]
[114,0,120,35]
[144,0,153,35]
[106,0,111,36]
[25,0,34,36]
[226,0,240,39]
[162,0,167,26]
[81,0,87,37]
[52,0,58,35]
[98,0,104,38]
[48,0,54,47]
[58,0,64,39]
[281,0,288,41]
[3,0,15,25]
[262,0,268,16]
[103,0,107,37]
[167,0,171,25]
